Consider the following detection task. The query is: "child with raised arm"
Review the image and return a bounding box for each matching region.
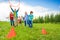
[10,5,20,26]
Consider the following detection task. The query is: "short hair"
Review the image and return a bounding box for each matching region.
[30,11,33,13]
[10,12,12,13]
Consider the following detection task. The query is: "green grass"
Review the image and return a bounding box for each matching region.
[0,21,60,40]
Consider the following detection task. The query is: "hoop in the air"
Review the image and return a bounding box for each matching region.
[8,0,20,7]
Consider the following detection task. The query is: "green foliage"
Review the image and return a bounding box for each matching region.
[54,14,60,23]
[44,15,50,23]
[38,17,44,23]
[33,18,39,23]
[33,13,60,23]
[33,17,44,23]
[50,14,54,23]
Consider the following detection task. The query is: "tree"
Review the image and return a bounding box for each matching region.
[38,16,44,23]
[50,14,54,23]
[54,14,60,23]
[44,15,50,23]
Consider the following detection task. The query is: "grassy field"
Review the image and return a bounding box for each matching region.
[0,21,60,40]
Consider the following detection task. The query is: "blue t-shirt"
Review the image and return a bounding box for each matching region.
[28,14,33,21]
[24,15,29,21]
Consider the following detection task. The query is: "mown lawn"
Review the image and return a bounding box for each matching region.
[0,21,60,40]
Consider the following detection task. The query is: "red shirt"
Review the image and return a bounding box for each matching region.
[10,13,14,20]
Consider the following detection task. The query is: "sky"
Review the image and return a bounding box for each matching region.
[20,0,60,10]
[0,0,60,21]
[0,0,60,11]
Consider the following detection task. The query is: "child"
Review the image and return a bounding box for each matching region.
[28,11,33,28]
[10,12,14,26]
[24,12,29,26]
[10,5,20,26]
[18,16,22,24]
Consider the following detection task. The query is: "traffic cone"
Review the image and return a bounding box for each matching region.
[6,27,16,39]
[42,28,47,35]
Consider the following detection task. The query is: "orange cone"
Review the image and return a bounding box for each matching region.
[6,27,16,39]
[42,28,47,35]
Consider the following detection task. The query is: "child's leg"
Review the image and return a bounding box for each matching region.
[14,17,18,26]
[14,17,16,26]
[12,20,14,26]
[27,20,29,26]
[16,18,18,26]
[11,20,13,26]
[30,21,33,28]
[24,21,26,26]
[28,20,31,28]
[10,20,12,26]
[29,20,33,28]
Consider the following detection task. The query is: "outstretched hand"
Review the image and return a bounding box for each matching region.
[18,7,20,9]
[10,5,11,8]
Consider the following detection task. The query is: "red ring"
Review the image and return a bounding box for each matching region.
[8,0,20,7]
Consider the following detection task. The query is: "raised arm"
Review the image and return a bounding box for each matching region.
[16,7,20,12]
[10,5,14,12]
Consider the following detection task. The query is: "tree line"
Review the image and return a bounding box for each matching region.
[33,13,60,23]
